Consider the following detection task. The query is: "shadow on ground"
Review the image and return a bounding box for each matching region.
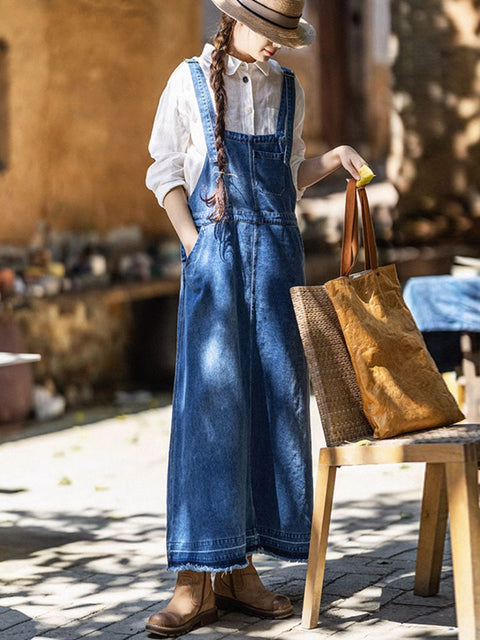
[0,492,458,639]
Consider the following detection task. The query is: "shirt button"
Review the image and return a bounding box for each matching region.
[246,107,252,114]
[242,76,249,83]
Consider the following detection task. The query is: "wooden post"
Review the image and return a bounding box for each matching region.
[317,0,348,147]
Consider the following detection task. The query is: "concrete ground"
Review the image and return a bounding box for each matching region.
[0,396,458,640]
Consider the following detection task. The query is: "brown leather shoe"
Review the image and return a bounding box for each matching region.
[146,570,218,637]
[213,556,293,619]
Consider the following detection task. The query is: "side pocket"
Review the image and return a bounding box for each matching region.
[181,225,206,271]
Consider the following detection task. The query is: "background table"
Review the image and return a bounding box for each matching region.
[404,276,480,420]
[0,353,41,368]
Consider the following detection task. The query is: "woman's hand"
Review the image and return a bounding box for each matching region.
[336,145,368,181]
[183,230,199,257]
[163,186,200,257]
[297,145,371,190]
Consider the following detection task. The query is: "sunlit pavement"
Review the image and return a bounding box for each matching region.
[0,398,457,639]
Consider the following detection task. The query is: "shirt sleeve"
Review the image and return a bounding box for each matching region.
[146,63,191,208]
[290,75,307,202]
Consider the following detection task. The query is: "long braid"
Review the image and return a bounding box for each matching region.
[204,13,236,221]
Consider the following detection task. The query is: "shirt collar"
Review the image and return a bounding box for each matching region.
[201,43,270,77]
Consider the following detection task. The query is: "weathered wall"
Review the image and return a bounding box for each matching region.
[0,0,49,244]
[0,0,202,244]
[388,0,480,230]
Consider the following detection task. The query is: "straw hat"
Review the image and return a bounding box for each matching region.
[210,0,315,48]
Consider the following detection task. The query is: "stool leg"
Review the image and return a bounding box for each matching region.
[446,453,480,640]
[301,464,337,629]
[415,463,448,596]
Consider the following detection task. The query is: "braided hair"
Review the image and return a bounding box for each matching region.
[204,13,236,221]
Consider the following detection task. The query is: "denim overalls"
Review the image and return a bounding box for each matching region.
[166,58,313,572]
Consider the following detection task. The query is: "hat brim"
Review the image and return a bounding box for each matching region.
[210,0,315,48]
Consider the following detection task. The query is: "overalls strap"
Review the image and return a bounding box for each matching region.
[186,59,218,167]
[277,67,296,164]
[187,59,296,167]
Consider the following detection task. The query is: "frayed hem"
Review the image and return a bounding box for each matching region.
[167,557,251,574]
[167,548,307,573]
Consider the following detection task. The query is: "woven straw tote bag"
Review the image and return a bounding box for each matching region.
[291,180,464,439]
[290,283,372,446]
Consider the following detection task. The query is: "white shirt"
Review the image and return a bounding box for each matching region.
[146,43,306,208]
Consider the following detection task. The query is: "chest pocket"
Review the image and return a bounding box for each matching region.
[253,150,286,196]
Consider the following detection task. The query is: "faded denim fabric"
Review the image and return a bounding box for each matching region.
[404,276,480,332]
[166,59,313,572]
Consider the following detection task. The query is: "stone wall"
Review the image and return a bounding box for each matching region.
[8,286,180,400]
[0,0,202,244]
[388,0,480,237]
[15,296,132,395]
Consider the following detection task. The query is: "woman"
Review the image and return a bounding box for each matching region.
[145,0,367,635]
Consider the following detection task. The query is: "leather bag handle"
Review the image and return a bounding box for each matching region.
[358,185,378,271]
[340,179,378,276]
[341,179,359,276]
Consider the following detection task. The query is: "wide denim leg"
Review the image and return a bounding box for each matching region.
[166,60,313,572]
[251,223,312,558]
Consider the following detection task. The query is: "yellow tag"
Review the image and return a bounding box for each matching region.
[356,164,375,188]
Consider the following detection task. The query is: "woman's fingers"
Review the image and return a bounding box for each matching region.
[350,161,361,180]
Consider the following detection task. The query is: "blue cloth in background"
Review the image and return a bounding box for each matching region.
[403,276,480,332]
[403,276,480,372]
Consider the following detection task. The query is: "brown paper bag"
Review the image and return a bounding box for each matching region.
[323,180,463,438]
